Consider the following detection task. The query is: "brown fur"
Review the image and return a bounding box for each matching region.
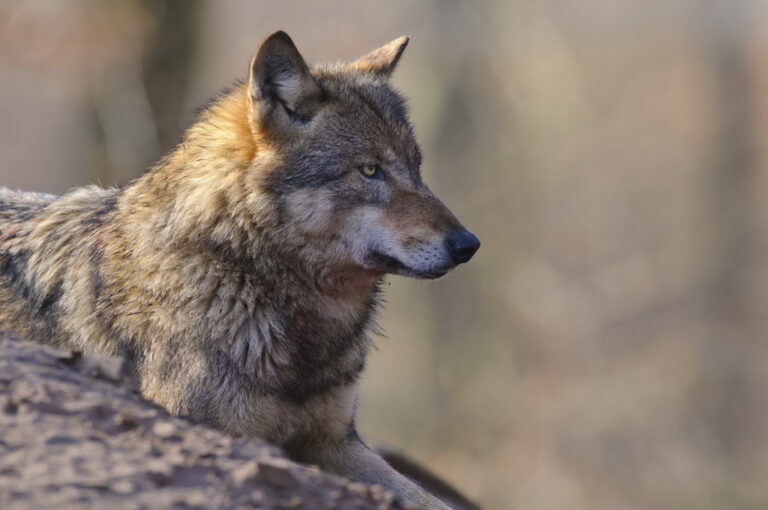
[0,32,479,509]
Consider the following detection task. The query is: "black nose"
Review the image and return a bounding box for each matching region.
[446,230,481,265]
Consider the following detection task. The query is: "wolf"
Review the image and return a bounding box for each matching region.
[0,31,480,509]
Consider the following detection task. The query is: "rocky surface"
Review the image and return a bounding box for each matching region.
[0,335,406,510]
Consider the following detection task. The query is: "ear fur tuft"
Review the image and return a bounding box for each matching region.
[249,31,321,125]
[349,36,410,79]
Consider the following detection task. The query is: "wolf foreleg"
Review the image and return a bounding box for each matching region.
[299,436,452,510]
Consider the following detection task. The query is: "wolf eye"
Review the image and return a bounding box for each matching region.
[358,164,384,180]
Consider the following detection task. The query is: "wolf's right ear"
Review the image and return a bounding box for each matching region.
[349,36,410,80]
[248,31,322,129]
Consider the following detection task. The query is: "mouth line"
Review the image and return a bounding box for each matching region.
[367,251,453,279]
[368,251,408,272]
[410,269,448,279]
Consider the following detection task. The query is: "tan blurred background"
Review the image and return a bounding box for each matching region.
[2,1,768,509]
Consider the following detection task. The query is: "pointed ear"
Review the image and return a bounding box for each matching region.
[249,31,322,126]
[349,36,410,80]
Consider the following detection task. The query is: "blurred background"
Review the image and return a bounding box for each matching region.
[1,1,767,508]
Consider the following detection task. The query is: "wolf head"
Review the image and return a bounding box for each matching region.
[247,31,479,280]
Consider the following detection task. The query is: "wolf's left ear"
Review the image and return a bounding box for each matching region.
[249,31,322,127]
[349,36,410,80]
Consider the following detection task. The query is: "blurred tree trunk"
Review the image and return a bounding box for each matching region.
[699,0,758,463]
[140,0,201,154]
[88,0,200,186]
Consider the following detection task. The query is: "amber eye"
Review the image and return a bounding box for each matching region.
[358,164,384,180]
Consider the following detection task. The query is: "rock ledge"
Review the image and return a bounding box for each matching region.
[0,335,403,510]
